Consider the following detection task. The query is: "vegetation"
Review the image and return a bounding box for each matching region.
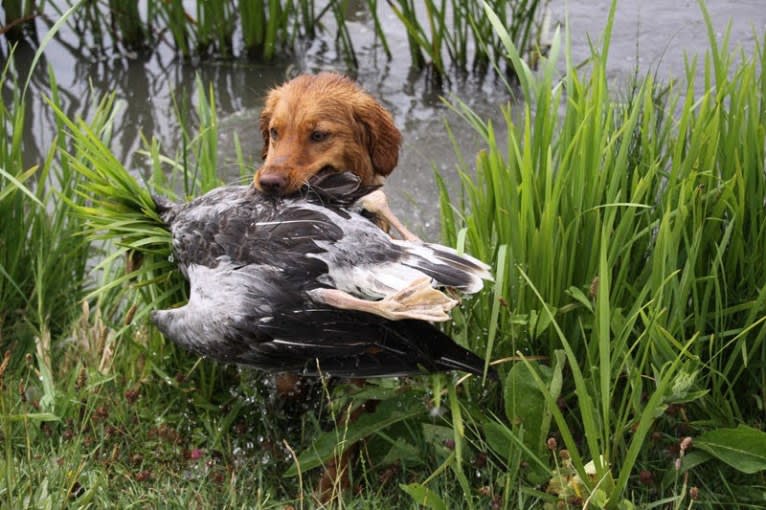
[1,0,766,508]
[0,60,89,373]
[1,1,549,82]
[436,1,766,507]
[386,0,551,84]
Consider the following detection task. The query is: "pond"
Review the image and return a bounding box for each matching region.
[3,0,765,239]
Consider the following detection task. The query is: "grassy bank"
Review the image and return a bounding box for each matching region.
[435,2,766,507]
[2,1,766,509]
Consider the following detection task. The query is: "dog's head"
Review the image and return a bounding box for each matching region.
[254,73,401,196]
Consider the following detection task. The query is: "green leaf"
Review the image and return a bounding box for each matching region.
[504,361,552,455]
[422,423,455,450]
[482,420,549,475]
[380,438,423,466]
[695,426,766,474]
[5,412,60,422]
[483,421,512,461]
[527,308,559,338]
[565,286,593,312]
[0,165,43,205]
[400,483,448,510]
[482,0,535,100]
[666,370,708,404]
[284,391,426,477]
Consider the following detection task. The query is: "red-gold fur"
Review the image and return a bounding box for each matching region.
[258,74,401,502]
[254,72,402,195]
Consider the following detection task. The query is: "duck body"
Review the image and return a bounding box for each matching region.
[151,173,492,378]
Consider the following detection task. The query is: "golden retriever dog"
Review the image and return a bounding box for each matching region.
[254,72,402,196]
[254,73,405,501]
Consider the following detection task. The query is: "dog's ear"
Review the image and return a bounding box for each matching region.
[259,90,278,160]
[356,101,402,177]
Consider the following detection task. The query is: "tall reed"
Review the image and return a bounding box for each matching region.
[0,60,90,363]
[385,0,550,83]
[25,0,355,62]
[5,1,549,80]
[1,0,38,41]
[436,1,766,506]
[238,1,299,61]
[107,0,146,51]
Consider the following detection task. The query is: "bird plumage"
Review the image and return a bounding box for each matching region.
[150,172,492,378]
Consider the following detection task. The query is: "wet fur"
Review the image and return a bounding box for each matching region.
[254,73,402,195]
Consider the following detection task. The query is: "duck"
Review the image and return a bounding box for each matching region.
[150,171,493,378]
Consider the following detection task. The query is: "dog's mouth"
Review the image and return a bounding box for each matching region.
[255,166,353,199]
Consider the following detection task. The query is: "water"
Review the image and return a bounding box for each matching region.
[551,0,766,86]
[3,1,765,239]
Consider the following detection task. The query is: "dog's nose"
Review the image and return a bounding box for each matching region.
[258,173,287,195]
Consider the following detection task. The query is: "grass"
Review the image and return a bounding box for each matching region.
[2,0,766,508]
[4,1,549,82]
[38,0,341,60]
[385,0,551,84]
[0,58,90,370]
[435,0,766,506]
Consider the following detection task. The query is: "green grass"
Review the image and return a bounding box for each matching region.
[6,1,550,79]
[2,0,766,508]
[1,0,37,41]
[40,0,342,61]
[385,0,550,84]
[434,1,766,507]
[0,58,90,370]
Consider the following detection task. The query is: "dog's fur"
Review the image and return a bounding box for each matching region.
[255,73,402,502]
[254,72,401,196]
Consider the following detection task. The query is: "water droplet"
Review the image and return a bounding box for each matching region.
[429,406,446,418]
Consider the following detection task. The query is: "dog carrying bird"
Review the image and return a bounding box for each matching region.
[255,72,402,196]
[151,171,492,378]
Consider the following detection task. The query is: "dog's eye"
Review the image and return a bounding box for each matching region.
[310,131,329,142]
[269,127,278,140]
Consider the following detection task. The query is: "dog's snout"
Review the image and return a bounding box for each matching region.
[259,173,288,195]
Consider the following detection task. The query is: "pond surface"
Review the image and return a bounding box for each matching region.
[3,0,765,239]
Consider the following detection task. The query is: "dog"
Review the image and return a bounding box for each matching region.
[253,73,404,502]
[254,72,402,196]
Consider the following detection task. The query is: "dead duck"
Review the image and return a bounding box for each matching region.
[150,171,492,378]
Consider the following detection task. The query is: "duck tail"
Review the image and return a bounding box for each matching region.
[433,337,496,380]
[391,319,496,379]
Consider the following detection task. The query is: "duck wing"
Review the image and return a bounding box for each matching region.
[154,169,376,272]
[160,186,341,278]
[151,260,488,378]
[298,202,492,299]
[159,185,491,301]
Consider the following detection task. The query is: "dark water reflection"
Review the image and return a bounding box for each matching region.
[3,1,765,238]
